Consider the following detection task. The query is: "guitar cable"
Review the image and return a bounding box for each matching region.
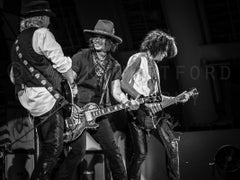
[2,100,69,153]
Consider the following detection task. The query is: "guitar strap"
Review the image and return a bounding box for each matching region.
[152,61,162,100]
[14,39,69,108]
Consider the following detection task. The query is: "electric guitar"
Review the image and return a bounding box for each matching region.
[63,96,153,143]
[144,88,199,128]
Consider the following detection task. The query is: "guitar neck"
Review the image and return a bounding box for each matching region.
[161,97,178,109]
[91,98,145,119]
[90,88,198,119]
[150,97,178,114]
[155,89,197,112]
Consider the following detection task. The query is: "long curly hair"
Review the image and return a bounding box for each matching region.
[20,16,48,32]
[140,29,178,58]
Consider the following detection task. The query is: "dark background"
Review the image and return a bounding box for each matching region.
[1,0,240,180]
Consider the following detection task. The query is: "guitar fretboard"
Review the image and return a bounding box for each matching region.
[91,98,145,118]
[154,89,198,112]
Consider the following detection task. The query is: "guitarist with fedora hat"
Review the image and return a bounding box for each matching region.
[10,1,77,180]
[63,19,139,180]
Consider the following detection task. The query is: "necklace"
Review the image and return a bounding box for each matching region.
[96,51,106,61]
[93,52,110,86]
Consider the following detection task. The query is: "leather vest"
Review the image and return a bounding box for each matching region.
[11,27,63,94]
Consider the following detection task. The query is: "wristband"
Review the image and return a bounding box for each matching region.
[119,93,129,104]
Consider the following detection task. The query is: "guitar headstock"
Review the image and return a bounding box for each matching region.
[187,88,199,97]
[176,88,199,103]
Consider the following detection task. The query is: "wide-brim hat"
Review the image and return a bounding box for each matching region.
[21,0,56,18]
[84,19,122,44]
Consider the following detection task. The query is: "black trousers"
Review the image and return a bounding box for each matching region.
[30,103,64,180]
[127,110,180,180]
[55,117,127,180]
[53,128,86,180]
[127,121,149,180]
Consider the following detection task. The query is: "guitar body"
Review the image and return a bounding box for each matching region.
[63,96,153,143]
[61,80,98,142]
[133,88,199,130]
[63,103,99,143]
[130,105,162,130]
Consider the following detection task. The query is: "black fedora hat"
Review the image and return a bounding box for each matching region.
[84,19,122,44]
[21,0,56,18]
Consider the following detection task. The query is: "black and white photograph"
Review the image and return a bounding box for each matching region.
[0,0,240,180]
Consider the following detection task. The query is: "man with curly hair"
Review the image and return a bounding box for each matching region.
[121,29,190,180]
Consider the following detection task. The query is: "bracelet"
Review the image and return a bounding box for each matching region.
[119,93,129,104]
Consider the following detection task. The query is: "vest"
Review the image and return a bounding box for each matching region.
[11,27,63,94]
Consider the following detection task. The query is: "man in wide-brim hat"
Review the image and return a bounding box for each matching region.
[83,19,123,44]
[82,19,123,54]
[63,19,139,180]
[10,1,77,180]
